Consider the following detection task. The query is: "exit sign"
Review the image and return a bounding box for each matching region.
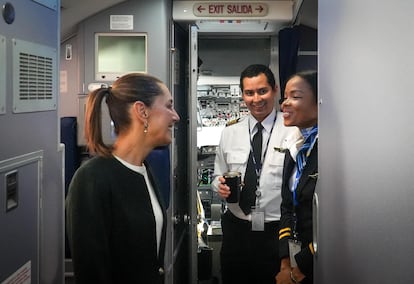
[193,2,269,17]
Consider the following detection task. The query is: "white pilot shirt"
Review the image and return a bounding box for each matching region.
[212,109,302,222]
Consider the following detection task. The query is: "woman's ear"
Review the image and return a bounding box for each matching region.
[133,101,148,120]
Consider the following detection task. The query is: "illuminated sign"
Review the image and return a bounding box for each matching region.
[193,2,268,17]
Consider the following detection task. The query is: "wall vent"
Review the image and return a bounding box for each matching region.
[0,35,5,115]
[13,39,57,113]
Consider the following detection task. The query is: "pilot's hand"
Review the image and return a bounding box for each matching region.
[217,176,230,199]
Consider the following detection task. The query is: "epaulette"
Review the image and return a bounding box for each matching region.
[226,118,240,127]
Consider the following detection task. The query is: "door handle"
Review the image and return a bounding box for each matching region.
[183,214,191,224]
[172,214,180,225]
[312,192,319,257]
[172,214,191,225]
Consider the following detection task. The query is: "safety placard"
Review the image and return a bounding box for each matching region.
[193,2,268,17]
[1,261,31,284]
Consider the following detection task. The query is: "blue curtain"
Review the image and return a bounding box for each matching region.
[146,146,171,208]
[278,26,300,104]
[60,117,80,195]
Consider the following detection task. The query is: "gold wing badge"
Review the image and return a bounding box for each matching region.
[226,118,240,127]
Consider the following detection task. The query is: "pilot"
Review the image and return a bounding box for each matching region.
[212,64,301,284]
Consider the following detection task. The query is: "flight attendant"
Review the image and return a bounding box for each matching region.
[276,70,318,284]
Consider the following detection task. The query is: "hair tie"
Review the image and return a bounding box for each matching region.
[105,86,112,98]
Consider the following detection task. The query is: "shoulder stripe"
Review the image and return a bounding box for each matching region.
[279,227,291,234]
[309,242,315,255]
[279,227,292,240]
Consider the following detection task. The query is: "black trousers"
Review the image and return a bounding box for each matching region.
[220,211,280,284]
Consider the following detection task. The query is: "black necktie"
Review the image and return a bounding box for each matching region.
[239,122,263,215]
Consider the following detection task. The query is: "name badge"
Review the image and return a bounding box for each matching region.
[288,239,302,267]
[251,207,264,231]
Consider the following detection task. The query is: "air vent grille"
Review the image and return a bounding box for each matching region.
[13,39,57,113]
[19,53,53,101]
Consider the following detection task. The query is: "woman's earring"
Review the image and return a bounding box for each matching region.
[144,120,148,133]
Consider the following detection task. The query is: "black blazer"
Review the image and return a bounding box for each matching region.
[279,141,318,282]
[66,157,167,284]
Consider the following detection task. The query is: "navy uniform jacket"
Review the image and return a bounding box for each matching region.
[279,141,318,283]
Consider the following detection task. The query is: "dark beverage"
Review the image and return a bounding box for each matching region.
[223,171,241,203]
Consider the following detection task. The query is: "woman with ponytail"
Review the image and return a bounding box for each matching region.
[66,73,180,283]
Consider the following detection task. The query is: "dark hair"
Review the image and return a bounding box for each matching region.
[289,70,317,103]
[85,73,164,157]
[239,64,276,91]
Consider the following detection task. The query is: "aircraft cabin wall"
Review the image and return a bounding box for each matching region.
[198,37,271,76]
[59,0,171,118]
[0,0,63,283]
